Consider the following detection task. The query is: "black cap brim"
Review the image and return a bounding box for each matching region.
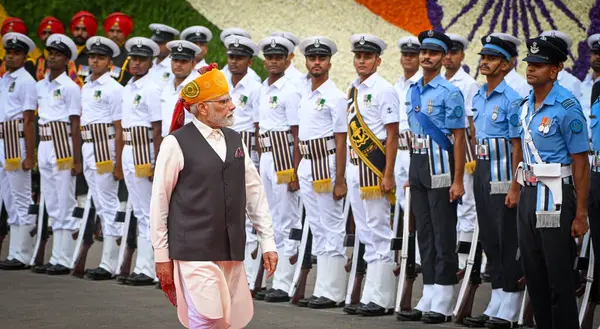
[305,48,331,56]
[186,36,208,44]
[171,53,194,61]
[523,55,554,64]
[400,47,419,54]
[227,49,252,57]
[87,49,112,56]
[263,49,287,56]
[352,42,381,54]
[419,44,445,52]
[128,49,153,57]
[478,49,503,57]
[4,42,28,53]
[46,45,72,59]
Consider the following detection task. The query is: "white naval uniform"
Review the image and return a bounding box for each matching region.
[36,72,81,268]
[81,72,124,273]
[284,64,309,90]
[0,67,37,264]
[346,72,399,309]
[298,78,348,303]
[149,56,173,88]
[558,70,582,99]
[445,67,478,268]
[121,73,162,279]
[257,76,302,293]
[222,64,262,84]
[504,68,531,98]
[194,59,207,70]
[227,72,262,285]
[394,71,422,210]
[160,74,197,137]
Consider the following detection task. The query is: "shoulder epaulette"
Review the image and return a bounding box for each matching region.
[560,98,576,110]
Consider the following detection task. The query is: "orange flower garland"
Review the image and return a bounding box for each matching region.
[355,0,432,36]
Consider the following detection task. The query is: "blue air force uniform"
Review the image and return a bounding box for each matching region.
[467,35,524,327]
[517,36,588,329]
[402,30,465,322]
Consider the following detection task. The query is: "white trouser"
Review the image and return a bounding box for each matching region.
[456,172,476,233]
[258,152,301,258]
[298,155,345,257]
[394,151,421,264]
[122,144,155,277]
[82,142,122,237]
[38,140,78,231]
[346,162,394,263]
[0,139,34,226]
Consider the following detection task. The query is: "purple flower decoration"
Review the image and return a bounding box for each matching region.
[572,0,600,80]
[427,0,444,31]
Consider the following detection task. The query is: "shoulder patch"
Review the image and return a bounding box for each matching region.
[509,114,520,127]
[451,91,461,98]
[561,99,576,110]
[454,106,464,118]
[570,119,583,133]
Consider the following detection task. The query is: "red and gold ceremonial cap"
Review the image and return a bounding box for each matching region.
[71,11,97,36]
[38,16,65,38]
[103,12,133,37]
[1,17,27,35]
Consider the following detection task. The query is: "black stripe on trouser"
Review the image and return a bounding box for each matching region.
[409,153,458,285]
[588,171,600,301]
[517,185,579,329]
[0,203,7,236]
[126,213,138,249]
[473,159,522,291]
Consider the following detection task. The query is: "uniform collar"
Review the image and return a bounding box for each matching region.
[129,73,151,88]
[154,56,171,67]
[480,79,507,96]
[312,78,335,96]
[542,82,560,107]
[192,116,224,139]
[47,72,72,85]
[264,75,287,89]
[420,74,445,89]
[6,66,28,79]
[230,72,251,89]
[397,71,422,85]
[352,72,379,88]
[446,67,468,82]
[85,71,112,84]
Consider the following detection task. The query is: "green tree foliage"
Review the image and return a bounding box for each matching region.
[0,0,267,78]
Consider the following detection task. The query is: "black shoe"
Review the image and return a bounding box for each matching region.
[421,311,452,324]
[125,273,155,286]
[264,289,290,303]
[343,303,364,315]
[254,288,272,300]
[297,295,318,307]
[396,309,422,321]
[485,318,518,328]
[46,264,70,275]
[32,263,53,274]
[308,296,341,309]
[356,302,393,316]
[0,259,28,270]
[84,267,114,280]
[463,314,490,327]
[116,273,135,284]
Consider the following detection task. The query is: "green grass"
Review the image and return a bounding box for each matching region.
[0,0,267,78]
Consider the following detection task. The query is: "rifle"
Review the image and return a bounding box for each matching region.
[288,204,310,304]
[453,222,483,323]
[116,200,136,281]
[0,201,8,257]
[251,244,265,298]
[70,194,97,277]
[29,186,49,268]
[344,202,366,310]
[394,187,418,314]
[518,289,535,327]
[580,241,597,329]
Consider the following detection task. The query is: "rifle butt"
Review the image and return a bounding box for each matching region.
[454,284,479,324]
[119,246,135,276]
[399,277,416,311]
[252,258,265,297]
[70,244,91,278]
[350,272,365,305]
[291,268,311,304]
[581,300,597,329]
[523,298,534,327]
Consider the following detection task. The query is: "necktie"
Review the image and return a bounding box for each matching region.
[592,80,600,105]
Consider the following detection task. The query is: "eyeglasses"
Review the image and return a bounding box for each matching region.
[205,97,233,106]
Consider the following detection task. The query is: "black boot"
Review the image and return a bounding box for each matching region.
[32,263,53,274]
[297,295,318,307]
[308,296,341,309]
[463,314,490,327]
[84,267,114,280]
[264,289,290,303]
[356,302,392,316]
[125,273,155,286]
[343,303,364,315]
[254,288,274,300]
[0,259,28,270]
[46,264,70,275]
[421,311,452,324]
[396,309,422,321]
[485,317,519,328]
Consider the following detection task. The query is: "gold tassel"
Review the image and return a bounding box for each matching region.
[312,178,333,193]
[135,163,153,178]
[56,157,74,170]
[4,158,21,171]
[465,160,477,175]
[276,169,296,184]
[96,160,114,175]
[386,189,396,205]
[360,185,383,200]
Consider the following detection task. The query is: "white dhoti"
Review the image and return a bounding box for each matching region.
[175,260,253,329]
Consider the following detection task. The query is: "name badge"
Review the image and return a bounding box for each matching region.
[8,81,15,93]
[133,94,141,106]
[53,89,62,100]
[94,90,102,101]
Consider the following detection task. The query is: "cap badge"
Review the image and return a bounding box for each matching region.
[177,43,183,52]
[155,29,161,35]
[11,36,16,44]
[486,36,491,42]
[234,38,240,47]
[551,32,556,37]
[597,40,600,45]
[95,38,101,46]
[314,39,320,48]
[407,40,412,47]
[270,39,276,48]
[195,31,201,36]
[48,21,53,25]
[137,39,143,48]
[359,36,365,45]
[530,42,539,54]
[540,35,547,41]
[427,30,434,37]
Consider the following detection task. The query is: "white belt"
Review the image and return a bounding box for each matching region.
[258,134,295,148]
[81,125,116,140]
[516,163,572,206]
[299,137,336,155]
[39,123,71,137]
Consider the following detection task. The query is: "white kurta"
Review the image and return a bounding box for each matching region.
[150,117,276,328]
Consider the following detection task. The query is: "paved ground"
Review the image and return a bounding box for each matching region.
[1,235,599,328]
